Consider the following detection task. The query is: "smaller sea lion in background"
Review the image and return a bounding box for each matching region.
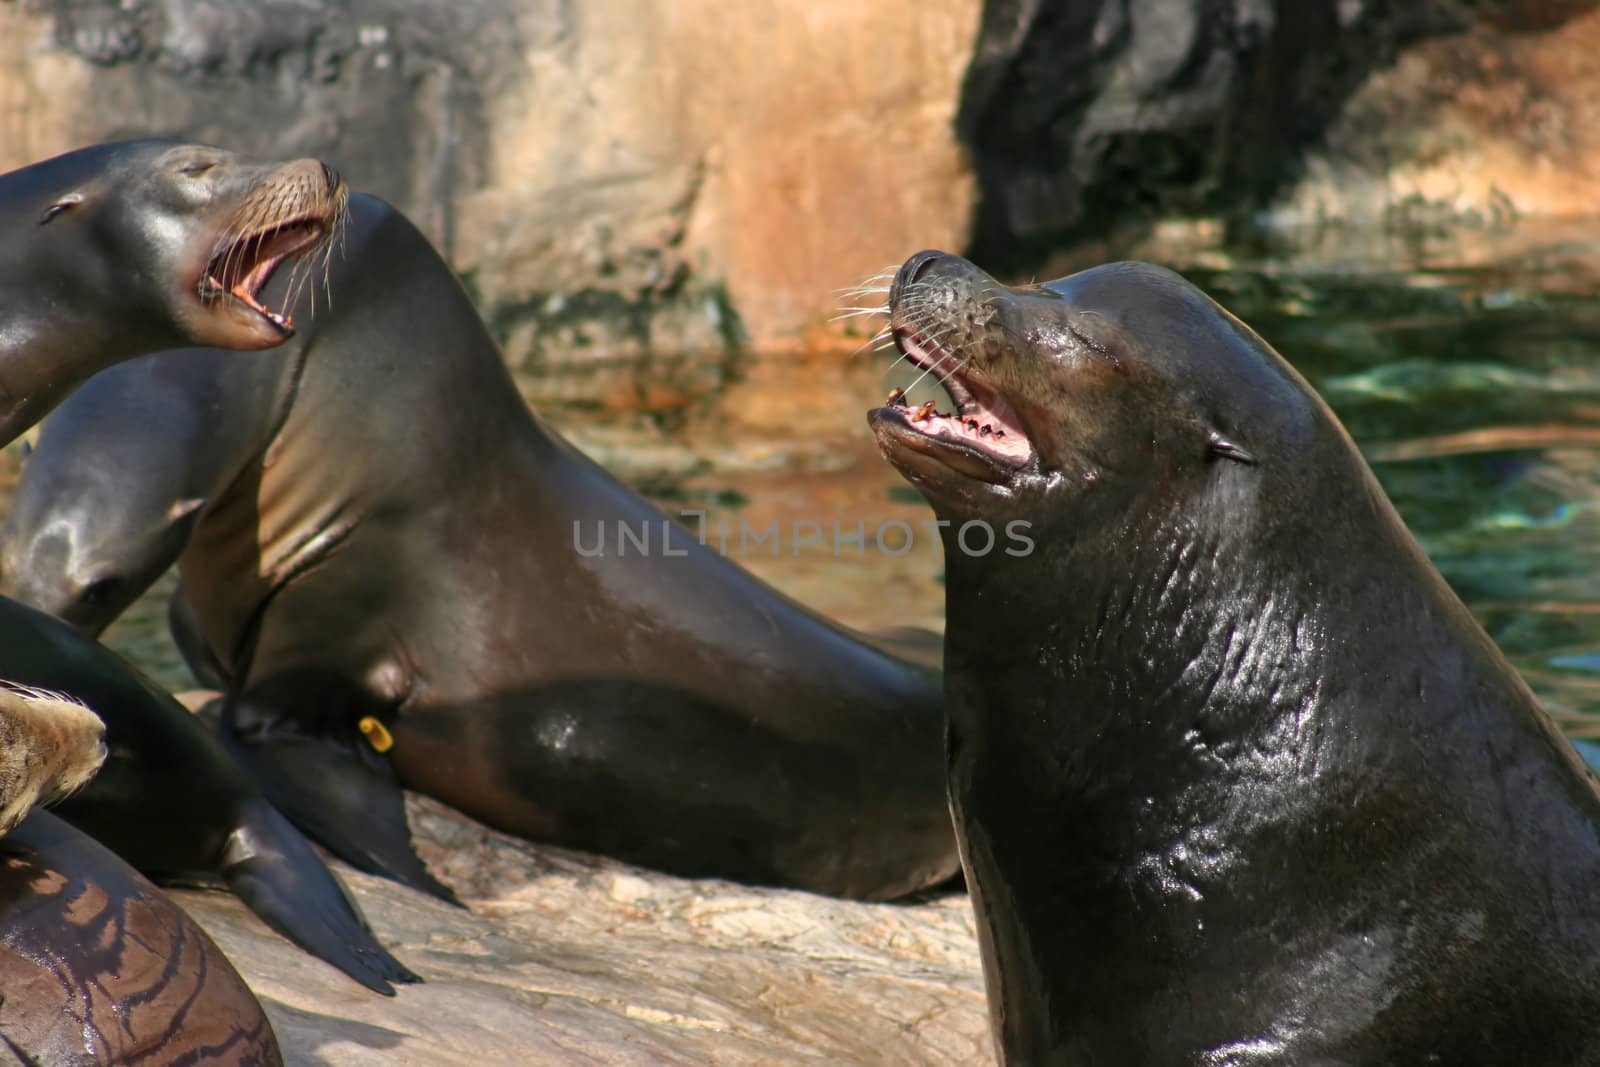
[3,342,280,635]
[0,683,104,836]
[0,139,345,445]
[0,811,282,1066]
[0,141,417,995]
[871,251,1600,1065]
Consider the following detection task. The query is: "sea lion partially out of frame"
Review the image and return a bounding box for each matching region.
[0,142,415,995]
[871,251,1600,1065]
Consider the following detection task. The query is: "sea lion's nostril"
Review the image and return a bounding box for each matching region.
[892,250,948,304]
[906,250,944,285]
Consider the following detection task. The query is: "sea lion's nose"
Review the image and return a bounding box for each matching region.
[892,249,949,304]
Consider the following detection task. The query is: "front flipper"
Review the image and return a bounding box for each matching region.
[5,601,423,993]
[222,695,460,906]
[221,796,423,994]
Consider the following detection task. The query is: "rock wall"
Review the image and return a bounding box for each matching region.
[956,0,1468,269]
[1278,2,1600,232]
[958,0,1600,270]
[5,0,1600,367]
[0,0,980,367]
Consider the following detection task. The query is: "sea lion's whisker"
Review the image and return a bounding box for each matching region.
[847,326,894,361]
[902,345,964,398]
[839,267,897,286]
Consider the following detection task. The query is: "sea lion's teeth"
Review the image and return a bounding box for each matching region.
[980,425,992,436]
[996,430,1006,438]
[967,419,979,431]
[914,400,936,422]
[887,387,907,406]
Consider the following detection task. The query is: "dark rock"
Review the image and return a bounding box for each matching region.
[955,0,1493,271]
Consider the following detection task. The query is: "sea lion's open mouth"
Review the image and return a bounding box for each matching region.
[874,327,1034,484]
[199,215,332,333]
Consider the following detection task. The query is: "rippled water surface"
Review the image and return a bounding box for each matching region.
[6,225,1598,744]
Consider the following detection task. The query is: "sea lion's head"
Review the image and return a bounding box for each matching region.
[0,141,346,443]
[0,684,107,837]
[870,252,1337,538]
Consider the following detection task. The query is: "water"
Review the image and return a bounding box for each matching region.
[1182,237,1600,734]
[7,227,1598,742]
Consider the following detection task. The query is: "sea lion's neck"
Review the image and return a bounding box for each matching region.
[945,504,1332,783]
[939,499,1383,1058]
[0,305,150,437]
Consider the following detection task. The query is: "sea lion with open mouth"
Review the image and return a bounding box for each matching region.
[0,142,416,996]
[871,251,1600,1065]
[0,139,344,444]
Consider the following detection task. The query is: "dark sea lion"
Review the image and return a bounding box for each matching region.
[2,193,957,902]
[0,811,281,1065]
[0,139,345,445]
[4,594,419,993]
[870,251,1600,1064]
[0,142,416,994]
[2,343,279,636]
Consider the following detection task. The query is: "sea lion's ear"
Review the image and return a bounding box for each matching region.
[1207,429,1256,465]
[39,193,84,226]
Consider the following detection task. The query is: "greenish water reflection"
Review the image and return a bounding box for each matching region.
[1191,258,1600,733]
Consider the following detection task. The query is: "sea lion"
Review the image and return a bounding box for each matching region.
[0,142,416,995]
[0,680,276,1061]
[0,139,345,445]
[869,251,1600,1064]
[2,344,280,636]
[2,193,957,902]
[7,594,420,993]
[0,683,104,836]
[0,810,281,1065]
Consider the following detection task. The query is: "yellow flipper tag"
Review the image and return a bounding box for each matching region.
[358,715,394,753]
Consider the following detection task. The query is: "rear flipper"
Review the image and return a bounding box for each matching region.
[220,702,461,906]
[221,797,424,995]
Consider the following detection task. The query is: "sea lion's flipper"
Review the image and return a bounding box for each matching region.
[168,586,231,690]
[221,797,424,995]
[220,713,461,906]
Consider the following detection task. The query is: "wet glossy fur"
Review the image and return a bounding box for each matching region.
[0,143,411,996]
[0,812,281,1065]
[2,194,958,902]
[873,254,1600,1065]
